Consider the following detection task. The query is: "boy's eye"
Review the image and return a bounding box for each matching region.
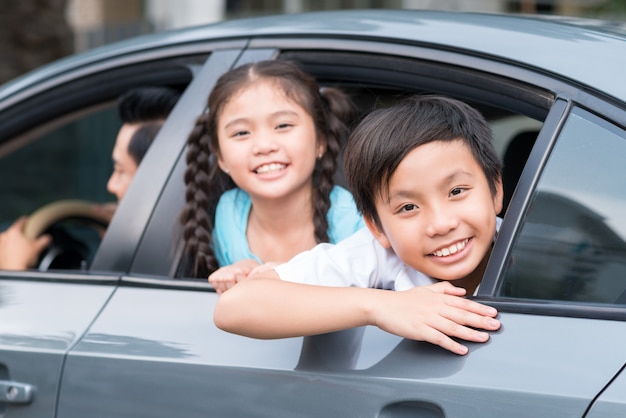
[450,187,465,197]
[399,203,417,213]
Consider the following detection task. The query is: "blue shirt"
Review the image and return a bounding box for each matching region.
[213,186,364,266]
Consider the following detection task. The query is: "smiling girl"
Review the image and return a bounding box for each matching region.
[179,60,363,290]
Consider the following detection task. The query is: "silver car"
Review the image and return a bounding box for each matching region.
[1,9,626,417]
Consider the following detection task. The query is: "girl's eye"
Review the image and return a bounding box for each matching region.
[232,130,249,138]
[276,123,293,130]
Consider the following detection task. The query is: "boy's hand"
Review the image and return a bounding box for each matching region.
[371,282,500,355]
[209,259,260,295]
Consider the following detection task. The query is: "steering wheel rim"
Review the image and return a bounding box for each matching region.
[23,199,112,270]
[24,199,110,240]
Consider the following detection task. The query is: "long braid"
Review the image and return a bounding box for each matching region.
[179,112,234,277]
[312,87,357,244]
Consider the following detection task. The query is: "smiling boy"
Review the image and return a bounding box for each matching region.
[214,95,503,355]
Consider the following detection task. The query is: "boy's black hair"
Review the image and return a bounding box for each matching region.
[344,94,502,228]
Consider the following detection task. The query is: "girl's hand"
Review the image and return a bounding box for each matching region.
[209,259,260,295]
[248,262,281,278]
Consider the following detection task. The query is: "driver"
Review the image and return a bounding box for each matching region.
[0,87,181,270]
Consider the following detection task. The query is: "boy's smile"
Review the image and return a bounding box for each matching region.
[366,139,503,290]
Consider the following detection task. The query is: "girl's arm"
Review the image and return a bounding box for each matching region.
[214,272,500,356]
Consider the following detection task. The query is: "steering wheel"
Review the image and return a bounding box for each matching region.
[23,200,112,270]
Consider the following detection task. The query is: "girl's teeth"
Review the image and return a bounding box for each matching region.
[433,239,467,257]
[256,163,285,174]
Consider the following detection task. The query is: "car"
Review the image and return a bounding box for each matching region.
[1,8,626,417]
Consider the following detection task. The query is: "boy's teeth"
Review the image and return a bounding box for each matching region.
[256,163,285,174]
[432,239,468,257]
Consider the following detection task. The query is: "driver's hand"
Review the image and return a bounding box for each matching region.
[0,217,52,270]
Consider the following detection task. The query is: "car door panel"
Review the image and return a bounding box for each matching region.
[57,290,626,418]
[56,286,304,418]
[0,276,116,418]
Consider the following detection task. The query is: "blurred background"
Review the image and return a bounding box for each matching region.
[1,0,626,86]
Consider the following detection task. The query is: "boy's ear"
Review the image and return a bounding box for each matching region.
[364,216,392,249]
[494,176,504,214]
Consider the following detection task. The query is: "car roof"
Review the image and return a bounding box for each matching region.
[2,9,626,104]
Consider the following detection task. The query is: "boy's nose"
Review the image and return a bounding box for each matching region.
[425,207,459,237]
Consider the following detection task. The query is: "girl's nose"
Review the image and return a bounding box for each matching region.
[252,131,279,155]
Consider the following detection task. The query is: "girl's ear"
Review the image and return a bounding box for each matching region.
[364,216,392,249]
[316,135,327,159]
[216,155,229,174]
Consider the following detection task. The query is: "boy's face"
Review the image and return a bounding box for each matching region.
[365,139,503,282]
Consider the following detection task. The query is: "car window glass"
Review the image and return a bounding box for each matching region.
[499,107,626,305]
[0,107,118,225]
[0,107,119,267]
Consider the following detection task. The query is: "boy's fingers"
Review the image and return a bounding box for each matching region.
[415,325,470,355]
[436,317,492,342]
[428,281,466,296]
[442,302,501,332]
[445,295,499,318]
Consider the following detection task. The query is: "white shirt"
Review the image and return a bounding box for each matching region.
[275,217,502,291]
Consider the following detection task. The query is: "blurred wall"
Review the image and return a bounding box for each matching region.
[0,0,73,84]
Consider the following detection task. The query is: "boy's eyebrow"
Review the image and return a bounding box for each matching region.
[443,170,474,183]
[386,169,475,202]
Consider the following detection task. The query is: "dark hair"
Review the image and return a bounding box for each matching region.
[179,60,356,277]
[345,95,502,229]
[127,122,163,165]
[117,87,180,124]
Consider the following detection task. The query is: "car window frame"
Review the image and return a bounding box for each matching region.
[481,96,626,321]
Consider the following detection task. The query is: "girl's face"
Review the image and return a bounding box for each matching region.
[216,80,324,202]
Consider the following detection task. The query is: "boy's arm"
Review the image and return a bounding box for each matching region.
[214,271,500,356]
